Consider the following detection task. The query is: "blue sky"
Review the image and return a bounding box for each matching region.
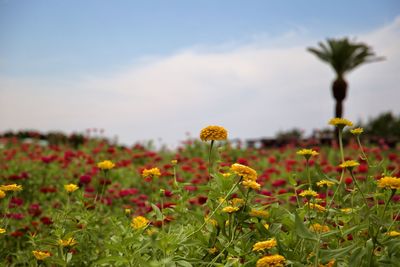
[1,1,400,146]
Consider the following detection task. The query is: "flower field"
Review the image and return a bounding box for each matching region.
[1,121,400,266]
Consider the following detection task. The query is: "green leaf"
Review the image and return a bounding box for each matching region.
[151,203,164,221]
[319,243,357,260]
[294,213,317,241]
[177,260,193,267]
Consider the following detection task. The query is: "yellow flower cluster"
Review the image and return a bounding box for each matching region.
[252,238,277,251]
[142,167,161,178]
[0,190,5,199]
[249,209,269,219]
[350,127,364,135]
[377,176,400,190]
[131,216,149,229]
[328,118,353,128]
[0,228,6,234]
[58,237,77,247]
[64,184,79,193]
[32,250,51,260]
[97,160,115,170]
[0,184,23,192]
[256,254,286,267]
[308,203,326,212]
[309,223,330,233]
[339,160,359,169]
[299,189,318,198]
[199,125,228,141]
[316,180,335,188]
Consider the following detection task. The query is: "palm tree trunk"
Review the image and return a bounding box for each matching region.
[335,100,343,118]
[332,77,347,143]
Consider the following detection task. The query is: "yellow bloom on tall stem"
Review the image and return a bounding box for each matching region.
[131,216,149,230]
[64,184,79,193]
[350,127,364,135]
[32,250,51,260]
[142,167,161,178]
[256,254,286,267]
[339,160,359,170]
[328,118,353,128]
[200,125,228,141]
[317,180,335,188]
[297,149,319,160]
[377,176,400,190]
[299,189,318,198]
[222,206,239,213]
[0,184,23,192]
[97,160,115,170]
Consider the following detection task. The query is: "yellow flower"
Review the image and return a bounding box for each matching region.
[377,176,400,190]
[297,149,319,159]
[350,127,364,135]
[0,190,5,199]
[208,247,218,254]
[307,203,326,212]
[32,250,51,260]
[222,206,239,213]
[131,216,149,229]
[299,189,318,198]
[64,184,79,193]
[264,223,270,230]
[242,180,261,190]
[142,167,161,178]
[230,198,245,207]
[231,163,257,181]
[171,160,178,165]
[97,160,115,170]
[339,160,359,170]
[146,228,158,236]
[205,216,218,227]
[58,237,77,247]
[316,180,335,188]
[125,209,132,215]
[0,228,6,234]
[310,223,330,233]
[199,125,228,141]
[386,231,400,237]
[249,209,269,219]
[252,238,277,251]
[256,254,286,267]
[340,208,353,213]
[328,118,353,128]
[0,184,23,192]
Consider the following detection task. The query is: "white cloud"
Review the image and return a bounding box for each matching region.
[1,17,399,147]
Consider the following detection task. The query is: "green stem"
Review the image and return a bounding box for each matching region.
[306,160,312,187]
[350,170,368,208]
[208,140,214,176]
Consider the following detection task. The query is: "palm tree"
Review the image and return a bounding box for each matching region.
[308,38,383,119]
